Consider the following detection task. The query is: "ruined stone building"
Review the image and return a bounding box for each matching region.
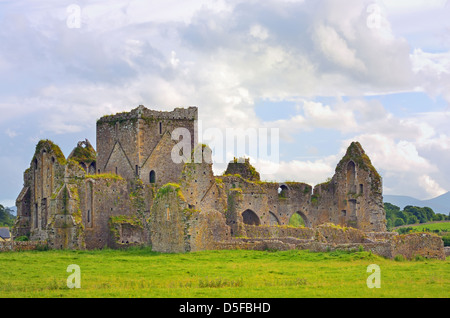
[13,105,446,259]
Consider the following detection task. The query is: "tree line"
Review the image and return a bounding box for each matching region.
[384,202,450,229]
[0,205,15,228]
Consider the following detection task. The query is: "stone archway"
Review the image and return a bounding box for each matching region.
[269,211,280,226]
[289,211,310,228]
[242,209,261,226]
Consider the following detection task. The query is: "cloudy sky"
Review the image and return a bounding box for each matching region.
[1,0,450,207]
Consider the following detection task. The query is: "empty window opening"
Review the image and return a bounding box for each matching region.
[242,209,261,226]
[86,181,94,228]
[278,185,289,198]
[34,204,38,228]
[346,161,356,193]
[159,122,162,134]
[150,170,156,184]
[359,184,364,194]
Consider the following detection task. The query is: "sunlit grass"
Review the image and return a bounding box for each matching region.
[0,248,448,298]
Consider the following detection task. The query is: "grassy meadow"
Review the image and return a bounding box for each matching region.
[0,248,448,298]
[395,221,450,233]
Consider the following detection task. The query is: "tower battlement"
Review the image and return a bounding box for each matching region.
[97,105,198,124]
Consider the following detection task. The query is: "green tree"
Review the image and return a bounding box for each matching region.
[397,211,409,223]
[406,214,419,224]
[394,218,405,227]
[404,206,427,223]
[0,205,15,227]
[422,207,435,221]
[384,203,400,220]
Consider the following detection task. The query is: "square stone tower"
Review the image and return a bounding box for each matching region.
[96,105,198,186]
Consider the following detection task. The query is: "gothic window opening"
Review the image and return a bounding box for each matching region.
[150,170,156,184]
[34,203,38,228]
[242,209,260,226]
[346,161,356,193]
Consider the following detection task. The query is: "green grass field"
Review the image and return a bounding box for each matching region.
[395,221,450,232]
[0,248,448,298]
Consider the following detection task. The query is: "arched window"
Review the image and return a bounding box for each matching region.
[34,204,38,228]
[346,161,356,193]
[278,185,289,198]
[242,209,261,226]
[289,211,309,228]
[150,170,156,184]
[86,181,93,228]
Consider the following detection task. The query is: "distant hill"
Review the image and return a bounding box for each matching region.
[384,192,450,215]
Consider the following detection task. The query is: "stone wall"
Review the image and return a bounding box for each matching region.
[79,176,138,250]
[214,224,445,260]
[150,183,229,253]
[149,184,190,253]
[244,224,315,240]
[14,140,67,241]
[213,142,386,235]
[0,241,47,252]
[310,142,386,232]
[109,216,146,249]
[391,233,445,260]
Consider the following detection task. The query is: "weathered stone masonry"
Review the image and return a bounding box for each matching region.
[12,105,446,260]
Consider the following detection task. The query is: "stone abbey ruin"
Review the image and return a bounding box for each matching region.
[11,105,446,259]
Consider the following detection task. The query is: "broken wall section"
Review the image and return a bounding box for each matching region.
[150,183,229,253]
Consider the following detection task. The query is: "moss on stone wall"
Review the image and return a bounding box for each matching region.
[34,139,66,165]
[336,142,380,178]
[156,183,184,200]
[109,215,144,243]
[85,173,124,181]
[223,158,260,181]
[69,143,96,164]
